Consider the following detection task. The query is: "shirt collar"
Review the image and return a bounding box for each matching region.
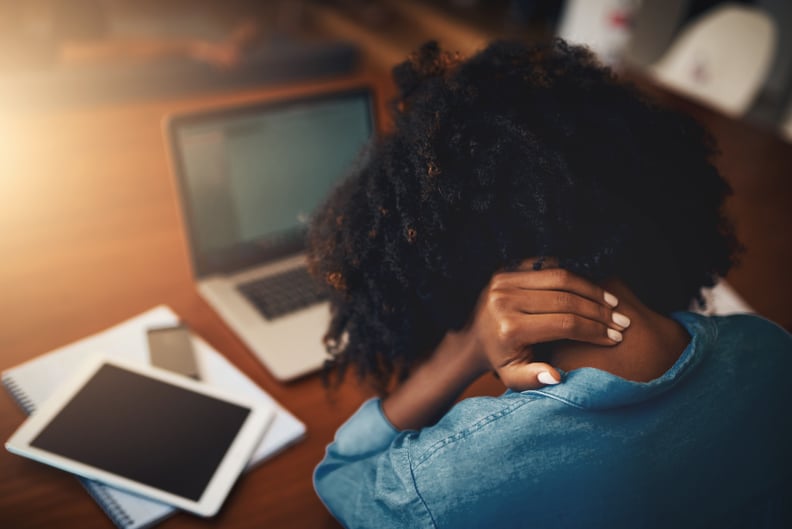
[522,312,717,410]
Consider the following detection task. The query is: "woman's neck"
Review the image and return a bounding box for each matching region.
[547,280,691,383]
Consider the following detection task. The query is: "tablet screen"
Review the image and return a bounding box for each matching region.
[30,363,250,501]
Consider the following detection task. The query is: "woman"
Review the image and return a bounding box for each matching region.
[308,39,791,528]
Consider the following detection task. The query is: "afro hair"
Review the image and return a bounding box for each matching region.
[307,39,739,393]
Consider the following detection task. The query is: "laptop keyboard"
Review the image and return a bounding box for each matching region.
[237,267,328,320]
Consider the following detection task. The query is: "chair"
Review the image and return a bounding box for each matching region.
[650,3,777,117]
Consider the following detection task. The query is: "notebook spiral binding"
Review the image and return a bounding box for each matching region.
[82,480,135,528]
[3,374,136,528]
[2,374,37,415]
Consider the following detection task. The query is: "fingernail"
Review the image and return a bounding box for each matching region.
[604,291,619,307]
[607,328,623,342]
[537,371,560,385]
[611,311,631,328]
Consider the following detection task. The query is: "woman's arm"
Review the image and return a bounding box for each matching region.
[381,328,485,431]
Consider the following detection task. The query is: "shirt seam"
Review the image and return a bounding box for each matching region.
[523,390,586,409]
[407,440,439,529]
[414,397,534,468]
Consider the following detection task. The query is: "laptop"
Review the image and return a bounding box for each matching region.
[165,86,376,380]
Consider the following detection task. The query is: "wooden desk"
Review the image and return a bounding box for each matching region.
[0,77,391,529]
[0,72,790,529]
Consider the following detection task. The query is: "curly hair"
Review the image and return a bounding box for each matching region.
[307,39,739,393]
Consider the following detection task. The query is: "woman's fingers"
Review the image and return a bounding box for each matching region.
[492,289,629,331]
[475,261,632,389]
[493,267,618,308]
[498,312,623,349]
[483,266,629,349]
[497,361,562,392]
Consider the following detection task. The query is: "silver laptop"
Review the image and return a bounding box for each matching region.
[166,87,375,380]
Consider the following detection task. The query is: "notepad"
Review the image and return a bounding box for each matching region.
[2,306,306,529]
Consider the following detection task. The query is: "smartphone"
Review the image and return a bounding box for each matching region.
[146,324,200,380]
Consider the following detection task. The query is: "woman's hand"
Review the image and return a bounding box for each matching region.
[382,259,630,431]
[464,259,630,391]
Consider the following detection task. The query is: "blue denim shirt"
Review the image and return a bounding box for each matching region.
[314,313,792,528]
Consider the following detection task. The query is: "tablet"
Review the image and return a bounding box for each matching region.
[5,355,274,517]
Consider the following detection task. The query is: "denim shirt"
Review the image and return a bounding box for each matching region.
[314,313,792,529]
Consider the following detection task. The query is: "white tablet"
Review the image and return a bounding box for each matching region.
[5,355,274,517]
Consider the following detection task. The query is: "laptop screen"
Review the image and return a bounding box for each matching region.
[169,88,375,276]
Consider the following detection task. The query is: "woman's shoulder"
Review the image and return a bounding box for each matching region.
[709,312,790,348]
[405,391,562,469]
[676,311,791,349]
[673,312,792,384]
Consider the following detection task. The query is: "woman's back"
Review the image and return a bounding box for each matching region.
[315,313,792,528]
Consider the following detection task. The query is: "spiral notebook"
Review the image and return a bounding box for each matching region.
[2,306,306,529]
